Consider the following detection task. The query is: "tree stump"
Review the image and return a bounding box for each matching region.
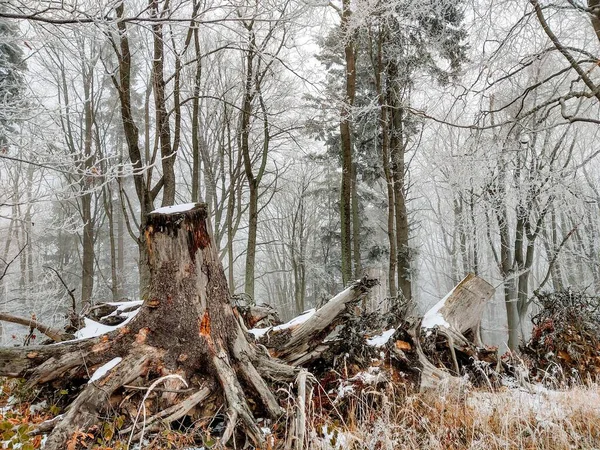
[417,273,496,388]
[1,203,296,449]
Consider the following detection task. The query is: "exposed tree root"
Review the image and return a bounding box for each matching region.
[120,382,214,439]
[44,345,160,450]
[0,337,99,378]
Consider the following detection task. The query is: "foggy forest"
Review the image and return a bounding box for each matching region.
[1,0,600,449]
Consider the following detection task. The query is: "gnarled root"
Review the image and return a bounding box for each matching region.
[43,345,160,450]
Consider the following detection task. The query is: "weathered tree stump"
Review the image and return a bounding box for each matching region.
[417,273,496,388]
[0,203,296,449]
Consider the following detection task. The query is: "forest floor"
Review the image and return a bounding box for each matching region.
[3,373,600,449]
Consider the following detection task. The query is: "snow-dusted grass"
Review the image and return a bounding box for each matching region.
[306,380,600,449]
[3,374,600,449]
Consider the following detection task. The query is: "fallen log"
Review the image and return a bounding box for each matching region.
[251,277,379,366]
[0,312,74,342]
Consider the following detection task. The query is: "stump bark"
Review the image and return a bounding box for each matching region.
[0,203,296,449]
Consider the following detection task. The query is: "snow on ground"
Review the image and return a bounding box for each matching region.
[366,328,396,347]
[468,381,600,426]
[421,288,454,329]
[88,357,122,383]
[151,203,197,214]
[314,425,351,449]
[350,366,385,384]
[249,308,316,338]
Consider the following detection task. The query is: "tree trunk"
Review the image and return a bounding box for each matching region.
[374,30,397,298]
[351,161,362,278]
[150,0,175,207]
[0,204,295,449]
[339,0,355,286]
[387,66,411,301]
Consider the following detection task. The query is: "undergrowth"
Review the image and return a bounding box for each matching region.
[3,376,600,449]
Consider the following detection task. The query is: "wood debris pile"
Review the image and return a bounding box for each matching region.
[521,290,600,385]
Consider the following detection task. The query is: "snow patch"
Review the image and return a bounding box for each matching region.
[106,300,143,310]
[151,203,197,214]
[350,366,385,384]
[248,327,271,339]
[367,328,395,347]
[318,425,350,448]
[29,400,47,414]
[274,308,315,331]
[334,384,355,403]
[249,308,316,339]
[421,288,454,329]
[75,312,139,340]
[89,357,122,383]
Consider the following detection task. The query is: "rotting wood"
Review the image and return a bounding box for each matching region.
[2,206,511,446]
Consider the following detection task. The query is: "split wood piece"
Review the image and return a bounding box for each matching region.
[422,273,494,339]
[0,312,74,342]
[295,370,310,450]
[419,273,495,386]
[270,277,379,366]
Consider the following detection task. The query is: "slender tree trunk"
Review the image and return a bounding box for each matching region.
[374,31,396,297]
[191,26,202,203]
[351,161,362,278]
[105,184,119,302]
[469,190,479,275]
[496,161,519,351]
[245,179,259,300]
[454,197,469,274]
[387,68,411,301]
[150,0,175,207]
[24,167,34,287]
[80,71,95,309]
[116,162,125,299]
[240,27,258,300]
[339,0,355,286]
[113,3,155,296]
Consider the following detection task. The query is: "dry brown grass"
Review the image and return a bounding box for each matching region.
[306,379,600,449]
